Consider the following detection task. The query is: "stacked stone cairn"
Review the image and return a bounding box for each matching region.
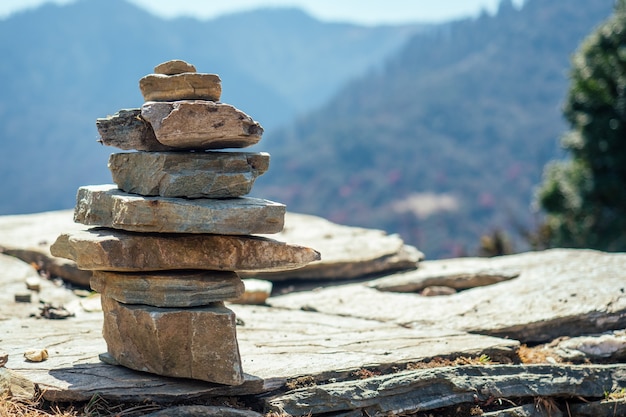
[51,60,320,386]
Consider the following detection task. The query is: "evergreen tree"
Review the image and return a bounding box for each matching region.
[537,0,626,251]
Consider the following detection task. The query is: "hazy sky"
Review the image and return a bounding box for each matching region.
[0,0,525,25]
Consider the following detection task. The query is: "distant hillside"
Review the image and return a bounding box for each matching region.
[0,0,419,214]
[254,0,615,258]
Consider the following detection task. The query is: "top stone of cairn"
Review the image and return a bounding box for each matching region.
[139,59,221,102]
[154,59,196,75]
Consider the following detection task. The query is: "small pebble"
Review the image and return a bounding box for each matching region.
[24,348,48,362]
[14,292,32,303]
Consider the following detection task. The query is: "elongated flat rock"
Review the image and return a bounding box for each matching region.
[265,364,626,416]
[154,59,196,75]
[139,73,221,102]
[73,185,285,234]
[241,213,422,280]
[91,270,244,307]
[108,151,270,198]
[50,227,320,272]
[102,296,243,385]
[141,101,263,149]
[96,109,177,151]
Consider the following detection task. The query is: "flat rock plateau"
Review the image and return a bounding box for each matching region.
[1,210,626,417]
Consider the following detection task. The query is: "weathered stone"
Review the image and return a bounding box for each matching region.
[154,59,196,75]
[73,184,285,235]
[96,109,177,151]
[482,403,563,417]
[101,296,243,385]
[91,270,244,307]
[241,213,422,281]
[568,398,626,417]
[0,210,91,287]
[369,256,521,292]
[421,285,456,296]
[141,101,263,149]
[549,330,626,362]
[108,151,270,198]
[269,249,626,343]
[51,228,320,272]
[0,368,36,400]
[23,349,48,362]
[139,73,221,102]
[143,405,263,417]
[0,351,7,367]
[265,365,626,416]
[229,279,273,305]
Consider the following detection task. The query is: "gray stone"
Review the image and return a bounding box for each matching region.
[369,256,521,292]
[91,270,244,307]
[269,249,626,344]
[568,398,626,417]
[549,330,626,362]
[108,151,270,198]
[482,403,563,417]
[265,364,626,416]
[154,59,196,75]
[0,210,91,287]
[96,108,177,151]
[0,368,36,400]
[141,101,263,149]
[73,184,285,235]
[143,405,263,417]
[51,228,320,272]
[101,296,244,385]
[241,212,422,281]
[139,73,221,102]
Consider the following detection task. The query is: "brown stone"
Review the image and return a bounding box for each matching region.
[96,109,177,151]
[108,151,270,198]
[139,73,221,102]
[154,60,196,75]
[50,227,320,272]
[72,184,285,235]
[91,270,244,307]
[101,296,243,385]
[141,101,263,149]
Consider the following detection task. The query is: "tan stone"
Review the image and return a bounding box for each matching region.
[154,59,196,75]
[72,184,285,235]
[108,151,270,198]
[96,109,177,152]
[91,270,244,307]
[141,101,263,149]
[101,296,243,385]
[51,227,321,272]
[139,73,221,102]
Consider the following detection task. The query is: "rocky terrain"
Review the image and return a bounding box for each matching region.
[1,210,626,416]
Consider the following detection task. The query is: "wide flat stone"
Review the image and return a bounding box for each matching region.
[51,227,320,272]
[101,296,243,385]
[241,212,422,281]
[141,101,263,149]
[154,59,196,75]
[96,108,177,151]
[108,151,270,198]
[0,210,91,287]
[91,270,244,307]
[0,300,519,402]
[73,184,285,234]
[269,249,626,343]
[139,73,222,102]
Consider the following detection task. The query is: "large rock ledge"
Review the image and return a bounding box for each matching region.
[1,210,626,416]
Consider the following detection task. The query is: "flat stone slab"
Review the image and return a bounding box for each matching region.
[265,364,626,416]
[0,210,91,287]
[241,213,423,281]
[91,270,244,307]
[73,184,285,234]
[139,73,222,102]
[51,227,320,272]
[269,249,626,343]
[108,151,270,198]
[0,300,519,403]
[154,59,196,75]
[141,101,263,149]
[96,108,177,151]
[102,297,243,385]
